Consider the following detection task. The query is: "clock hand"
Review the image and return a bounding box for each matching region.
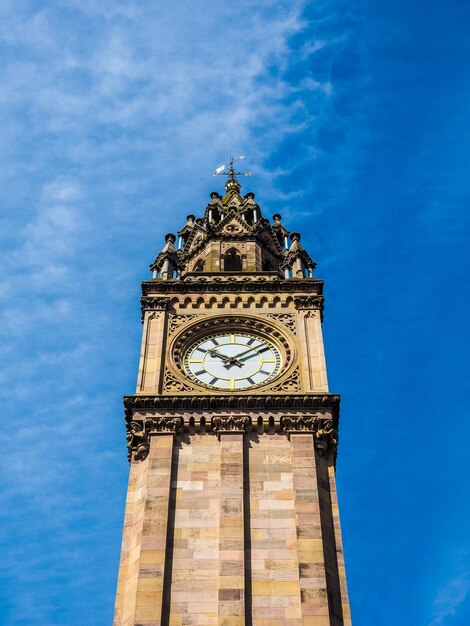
[208,349,242,367]
[230,344,270,361]
[222,344,269,367]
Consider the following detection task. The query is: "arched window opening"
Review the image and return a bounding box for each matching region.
[194,259,205,272]
[224,248,242,272]
[211,208,221,224]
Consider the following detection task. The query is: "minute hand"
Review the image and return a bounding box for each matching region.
[230,345,270,361]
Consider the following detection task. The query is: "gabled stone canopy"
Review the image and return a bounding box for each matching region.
[150,176,316,279]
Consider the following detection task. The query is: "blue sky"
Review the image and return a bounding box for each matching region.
[0,1,469,624]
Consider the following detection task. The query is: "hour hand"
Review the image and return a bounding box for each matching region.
[208,349,242,367]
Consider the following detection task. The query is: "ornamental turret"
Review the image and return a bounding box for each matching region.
[150,175,315,279]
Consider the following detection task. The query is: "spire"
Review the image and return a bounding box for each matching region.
[150,233,179,279]
[288,232,302,253]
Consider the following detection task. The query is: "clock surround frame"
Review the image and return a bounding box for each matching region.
[167,314,298,394]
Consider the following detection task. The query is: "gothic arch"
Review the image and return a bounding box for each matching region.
[223,247,243,272]
[193,258,205,272]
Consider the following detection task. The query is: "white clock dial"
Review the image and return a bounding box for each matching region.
[183,331,282,390]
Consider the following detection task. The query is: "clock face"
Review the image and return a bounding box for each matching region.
[183,331,282,390]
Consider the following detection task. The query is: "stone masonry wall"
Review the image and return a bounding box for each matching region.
[115,429,348,625]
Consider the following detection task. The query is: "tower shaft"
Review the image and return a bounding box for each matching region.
[114,178,351,625]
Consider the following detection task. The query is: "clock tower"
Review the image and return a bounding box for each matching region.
[114,168,351,626]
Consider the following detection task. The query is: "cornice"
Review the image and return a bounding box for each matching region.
[141,277,324,295]
[123,393,340,422]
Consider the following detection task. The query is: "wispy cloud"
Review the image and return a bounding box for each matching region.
[429,567,470,626]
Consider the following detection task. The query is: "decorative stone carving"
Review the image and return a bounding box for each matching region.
[146,415,184,434]
[142,278,323,294]
[280,414,318,432]
[141,296,171,310]
[293,295,324,310]
[314,419,337,456]
[168,314,197,335]
[224,223,243,234]
[124,393,340,417]
[280,415,338,456]
[304,310,318,319]
[122,405,340,462]
[126,416,183,461]
[141,297,171,321]
[126,421,150,461]
[162,369,187,393]
[268,368,301,392]
[263,313,296,334]
[211,415,251,435]
[169,293,296,310]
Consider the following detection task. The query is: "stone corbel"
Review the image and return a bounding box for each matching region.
[293,295,324,309]
[140,296,171,321]
[146,415,184,434]
[280,415,337,456]
[211,415,251,439]
[293,295,324,322]
[126,421,150,462]
[126,416,183,461]
[314,418,338,456]
[280,414,318,433]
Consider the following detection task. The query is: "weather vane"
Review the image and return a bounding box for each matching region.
[212,155,252,179]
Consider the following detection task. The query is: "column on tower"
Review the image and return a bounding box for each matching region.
[114,449,150,626]
[217,428,246,624]
[248,431,304,623]
[290,432,330,624]
[138,303,169,393]
[114,432,175,626]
